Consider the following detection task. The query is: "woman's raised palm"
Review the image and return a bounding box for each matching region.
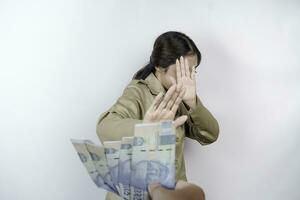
[144,82,187,128]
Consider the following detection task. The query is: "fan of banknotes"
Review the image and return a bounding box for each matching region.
[70,120,176,200]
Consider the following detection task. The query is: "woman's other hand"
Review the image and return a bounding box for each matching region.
[143,82,187,128]
[176,56,197,110]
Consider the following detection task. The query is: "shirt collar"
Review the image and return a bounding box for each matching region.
[144,72,166,95]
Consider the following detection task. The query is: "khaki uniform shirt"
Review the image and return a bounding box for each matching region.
[96,72,219,200]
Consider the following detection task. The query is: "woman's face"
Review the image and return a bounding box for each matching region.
[155,54,198,90]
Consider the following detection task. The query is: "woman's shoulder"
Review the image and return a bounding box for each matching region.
[121,79,151,99]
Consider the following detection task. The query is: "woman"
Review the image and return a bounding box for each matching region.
[96,31,219,200]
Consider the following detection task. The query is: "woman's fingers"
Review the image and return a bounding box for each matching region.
[191,66,196,83]
[171,86,186,114]
[165,82,182,110]
[174,115,188,128]
[156,84,176,111]
[157,83,184,120]
[170,76,176,85]
[176,80,183,92]
[180,56,186,77]
[185,57,190,78]
[149,92,164,112]
[176,59,181,82]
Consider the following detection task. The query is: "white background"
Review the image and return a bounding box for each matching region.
[1,0,299,200]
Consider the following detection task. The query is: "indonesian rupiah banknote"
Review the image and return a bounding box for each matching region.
[70,139,118,193]
[70,120,176,200]
[118,137,134,200]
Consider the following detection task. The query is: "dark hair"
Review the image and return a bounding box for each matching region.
[133,31,201,80]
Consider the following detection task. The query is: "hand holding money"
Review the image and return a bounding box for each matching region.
[148,180,205,200]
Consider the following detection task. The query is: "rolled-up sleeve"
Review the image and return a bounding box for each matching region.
[184,96,220,145]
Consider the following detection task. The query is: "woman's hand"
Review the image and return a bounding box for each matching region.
[176,56,197,110]
[143,82,187,128]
